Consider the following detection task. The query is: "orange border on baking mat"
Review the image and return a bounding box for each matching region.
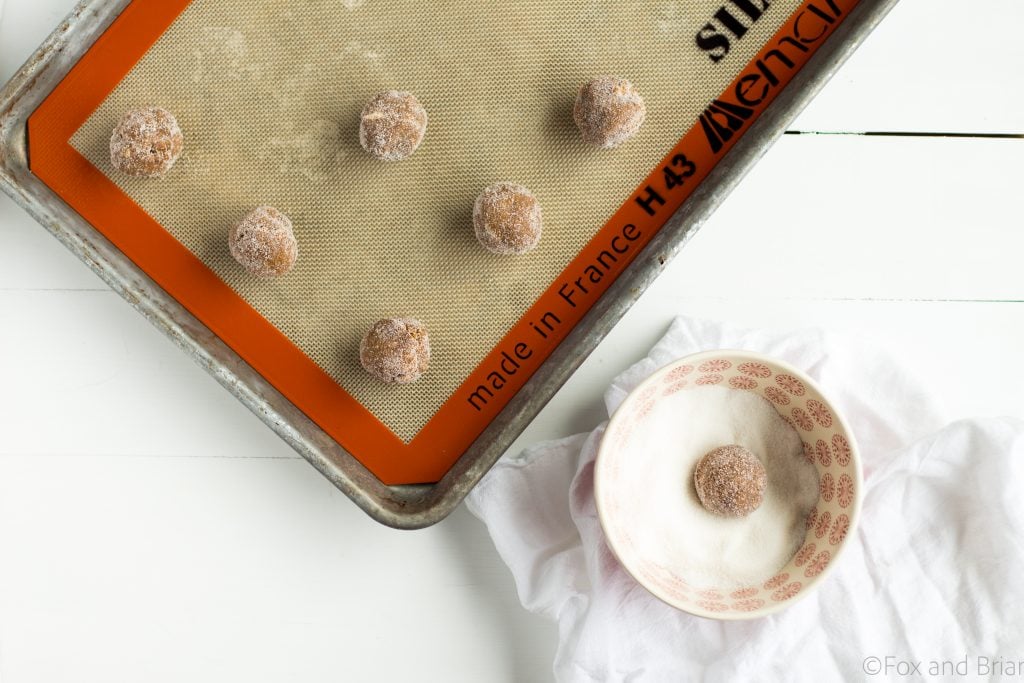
[28,0,860,484]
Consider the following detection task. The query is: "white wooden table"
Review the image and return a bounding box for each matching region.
[1,1,1021,680]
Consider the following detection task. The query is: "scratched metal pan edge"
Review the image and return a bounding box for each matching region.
[0,0,899,529]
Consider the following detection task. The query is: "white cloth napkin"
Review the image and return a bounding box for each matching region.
[467,317,1024,682]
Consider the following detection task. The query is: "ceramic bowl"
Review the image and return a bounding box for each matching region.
[594,350,862,620]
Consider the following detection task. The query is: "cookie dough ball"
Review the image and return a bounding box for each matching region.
[228,206,298,278]
[573,76,646,149]
[110,106,184,177]
[473,182,542,255]
[693,445,767,518]
[360,318,430,385]
[359,91,428,161]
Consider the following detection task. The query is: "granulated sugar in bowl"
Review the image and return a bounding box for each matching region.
[595,350,862,619]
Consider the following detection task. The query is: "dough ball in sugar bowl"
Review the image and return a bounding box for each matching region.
[693,444,768,518]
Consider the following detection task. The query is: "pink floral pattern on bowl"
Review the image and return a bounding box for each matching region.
[729,376,758,391]
[816,439,832,467]
[830,514,851,546]
[833,434,852,466]
[764,386,791,406]
[738,362,771,378]
[805,551,831,577]
[807,399,833,428]
[666,365,694,381]
[771,582,802,602]
[699,359,732,373]
[815,511,832,539]
[794,543,817,567]
[775,374,807,396]
[837,474,855,509]
[595,351,862,620]
[790,407,814,431]
[732,598,766,612]
[820,473,835,502]
[805,507,818,531]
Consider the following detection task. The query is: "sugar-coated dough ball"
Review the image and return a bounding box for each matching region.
[473,182,542,255]
[573,76,646,149]
[110,106,184,177]
[228,206,298,278]
[360,318,430,385]
[359,91,428,161]
[693,444,767,518]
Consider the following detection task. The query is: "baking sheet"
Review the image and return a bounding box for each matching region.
[2,0,897,523]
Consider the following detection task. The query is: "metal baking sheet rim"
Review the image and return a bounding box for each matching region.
[0,0,900,529]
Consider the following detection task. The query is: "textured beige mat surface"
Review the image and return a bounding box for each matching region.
[72,0,800,441]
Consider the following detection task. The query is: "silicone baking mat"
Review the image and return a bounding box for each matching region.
[28,0,859,484]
